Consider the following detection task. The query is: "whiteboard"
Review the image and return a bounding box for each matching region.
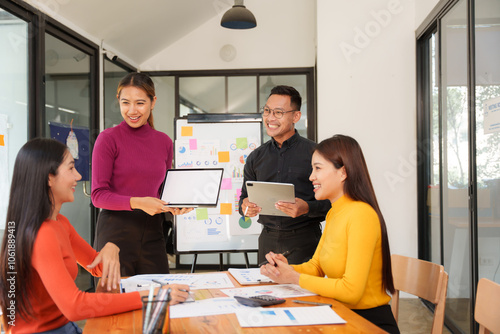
[173,115,262,253]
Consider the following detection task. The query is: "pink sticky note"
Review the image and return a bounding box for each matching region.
[189,139,197,150]
[236,188,242,198]
[221,178,232,190]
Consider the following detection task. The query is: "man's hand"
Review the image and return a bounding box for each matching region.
[241,197,261,217]
[275,198,309,218]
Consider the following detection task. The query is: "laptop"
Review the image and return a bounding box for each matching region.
[246,181,295,216]
[160,168,224,207]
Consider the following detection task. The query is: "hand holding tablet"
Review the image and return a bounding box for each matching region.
[246,181,295,217]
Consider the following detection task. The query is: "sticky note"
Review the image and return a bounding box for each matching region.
[181,126,193,137]
[236,188,242,198]
[0,134,4,146]
[236,137,248,149]
[221,178,232,190]
[220,203,232,215]
[218,151,230,163]
[189,139,197,150]
[196,208,208,220]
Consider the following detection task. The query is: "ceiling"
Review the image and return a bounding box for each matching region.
[42,0,260,65]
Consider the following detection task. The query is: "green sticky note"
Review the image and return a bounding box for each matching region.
[236,137,248,149]
[196,208,209,220]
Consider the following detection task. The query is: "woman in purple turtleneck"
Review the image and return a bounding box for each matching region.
[91,72,190,276]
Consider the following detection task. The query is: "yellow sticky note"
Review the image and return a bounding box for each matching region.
[220,203,232,215]
[181,126,193,137]
[196,208,208,220]
[218,151,230,163]
[0,135,4,146]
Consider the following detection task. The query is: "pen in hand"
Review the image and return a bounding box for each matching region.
[258,249,295,267]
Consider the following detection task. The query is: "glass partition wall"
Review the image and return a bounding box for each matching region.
[0,9,28,242]
[44,31,97,292]
[417,0,500,332]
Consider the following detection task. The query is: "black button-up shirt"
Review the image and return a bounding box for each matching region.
[239,131,331,230]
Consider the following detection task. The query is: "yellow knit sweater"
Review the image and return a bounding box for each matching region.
[292,195,391,310]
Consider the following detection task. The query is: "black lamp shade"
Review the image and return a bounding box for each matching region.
[221,5,257,29]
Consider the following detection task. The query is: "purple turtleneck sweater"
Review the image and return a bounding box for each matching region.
[91,121,173,211]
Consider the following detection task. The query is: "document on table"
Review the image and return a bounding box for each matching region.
[170,297,254,319]
[228,268,274,285]
[120,273,234,292]
[235,305,346,327]
[221,284,316,298]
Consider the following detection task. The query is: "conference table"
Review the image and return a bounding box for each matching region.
[83,272,386,333]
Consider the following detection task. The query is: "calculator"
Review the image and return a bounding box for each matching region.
[234,295,286,307]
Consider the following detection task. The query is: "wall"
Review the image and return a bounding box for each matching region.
[140,0,316,71]
[316,0,422,259]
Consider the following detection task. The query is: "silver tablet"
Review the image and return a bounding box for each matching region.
[246,181,295,216]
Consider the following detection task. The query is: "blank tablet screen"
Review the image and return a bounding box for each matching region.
[160,168,224,207]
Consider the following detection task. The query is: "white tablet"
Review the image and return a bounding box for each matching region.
[160,168,224,207]
[246,181,295,216]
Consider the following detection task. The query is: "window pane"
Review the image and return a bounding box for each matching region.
[45,33,92,291]
[259,75,308,142]
[179,76,225,116]
[475,0,500,286]
[104,60,129,128]
[441,0,470,331]
[428,32,442,265]
[228,76,257,113]
[0,9,28,237]
[152,76,176,141]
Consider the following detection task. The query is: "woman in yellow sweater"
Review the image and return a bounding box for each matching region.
[261,134,399,333]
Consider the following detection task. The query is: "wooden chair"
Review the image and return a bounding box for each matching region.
[475,278,500,334]
[391,254,448,334]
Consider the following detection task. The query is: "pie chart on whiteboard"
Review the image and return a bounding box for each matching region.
[238,216,252,229]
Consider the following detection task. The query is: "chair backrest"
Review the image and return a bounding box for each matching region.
[391,254,448,334]
[475,278,500,334]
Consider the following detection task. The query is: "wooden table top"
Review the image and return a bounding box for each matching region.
[84,272,386,333]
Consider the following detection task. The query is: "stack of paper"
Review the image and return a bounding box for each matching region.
[228,268,274,285]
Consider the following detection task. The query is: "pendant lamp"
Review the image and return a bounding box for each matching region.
[220,0,257,29]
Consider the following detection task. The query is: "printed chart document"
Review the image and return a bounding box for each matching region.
[170,297,253,319]
[228,268,274,285]
[120,273,234,293]
[221,284,316,298]
[235,305,346,327]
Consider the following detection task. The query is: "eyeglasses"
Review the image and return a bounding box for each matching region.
[260,107,297,119]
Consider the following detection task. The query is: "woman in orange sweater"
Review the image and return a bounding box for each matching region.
[0,138,189,334]
[261,135,399,333]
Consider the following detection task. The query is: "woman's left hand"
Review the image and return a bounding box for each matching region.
[164,206,194,216]
[260,257,300,285]
[87,242,121,291]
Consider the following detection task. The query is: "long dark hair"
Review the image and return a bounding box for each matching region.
[0,138,68,321]
[117,72,156,129]
[314,135,395,294]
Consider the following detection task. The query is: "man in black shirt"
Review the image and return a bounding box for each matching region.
[239,85,331,264]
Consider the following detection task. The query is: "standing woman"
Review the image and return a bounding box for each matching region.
[92,72,188,276]
[260,135,400,334]
[0,138,189,334]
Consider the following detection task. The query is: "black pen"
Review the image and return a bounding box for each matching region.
[258,249,294,267]
[292,300,332,307]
